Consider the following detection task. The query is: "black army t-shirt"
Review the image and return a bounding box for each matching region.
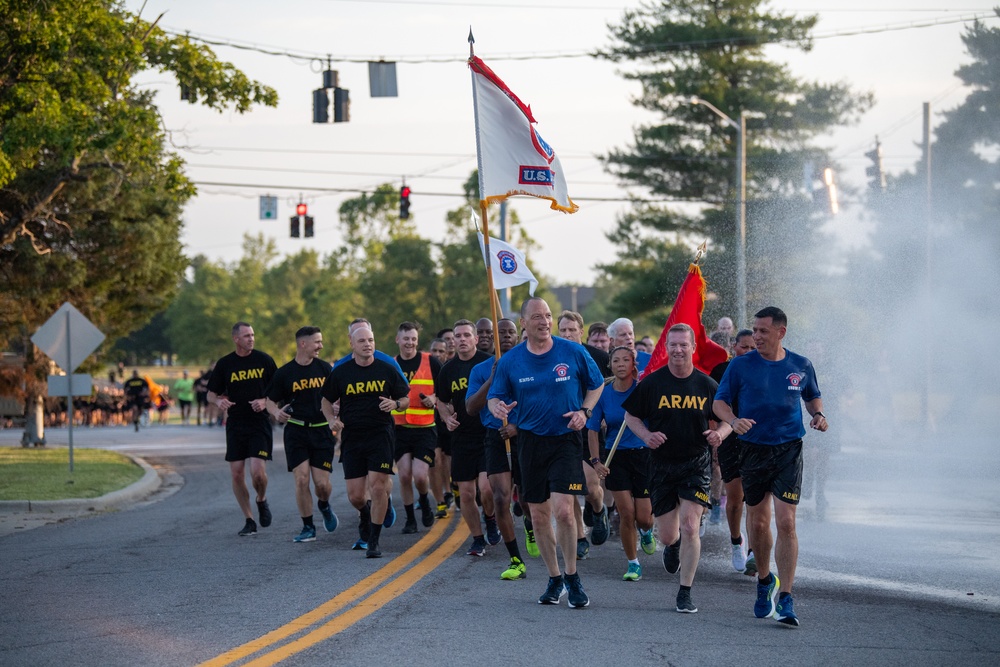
[435,350,491,440]
[266,357,332,423]
[207,349,278,423]
[321,358,409,433]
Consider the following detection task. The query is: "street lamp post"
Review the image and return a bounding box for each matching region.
[690,97,747,329]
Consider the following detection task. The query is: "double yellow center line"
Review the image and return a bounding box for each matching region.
[199,513,468,667]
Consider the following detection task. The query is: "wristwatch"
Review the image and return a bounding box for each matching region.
[589,456,600,466]
[583,407,593,419]
[395,399,401,410]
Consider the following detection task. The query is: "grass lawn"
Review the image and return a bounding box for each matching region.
[0,447,144,501]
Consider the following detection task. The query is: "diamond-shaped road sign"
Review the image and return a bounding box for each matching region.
[31,302,106,373]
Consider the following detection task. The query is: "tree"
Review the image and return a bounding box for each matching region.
[598,0,872,324]
[0,0,276,442]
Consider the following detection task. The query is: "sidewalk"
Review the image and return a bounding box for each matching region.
[0,453,161,538]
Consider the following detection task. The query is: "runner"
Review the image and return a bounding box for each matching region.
[428,337,454,518]
[436,319,496,557]
[321,325,409,558]
[123,370,149,433]
[488,297,604,608]
[589,346,655,582]
[713,307,827,627]
[173,370,195,425]
[206,322,279,537]
[466,317,530,579]
[265,326,339,543]
[391,322,441,534]
[623,323,728,613]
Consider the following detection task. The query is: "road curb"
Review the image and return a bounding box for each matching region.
[0,453,161,515]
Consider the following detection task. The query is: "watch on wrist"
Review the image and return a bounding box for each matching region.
[589,456,600,466]
[814,411,825,418]
[395,399,401,410]
[583,407,593,419]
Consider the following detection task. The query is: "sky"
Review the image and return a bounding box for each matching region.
[127,0,1000,285]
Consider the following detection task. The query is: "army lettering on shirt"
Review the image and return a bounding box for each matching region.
[266,357,332,424]
[435,350,491,439]
[321,358,409,432]
[206,349,278,422]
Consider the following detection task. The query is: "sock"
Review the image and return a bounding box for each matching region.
[302,516,314,529]
[505,539,521,560]
[779,591,791,601]
[759,573,772,585]
[318,499,330,511]
[679,584,692,593]
[419,492,429,508]
[360,503,371,523]
[369,524,382,544]
[628,558,639,565]
[523,516,533,531]
[405,503,416,521]
[731,535,743,545]
[484,513,495,522]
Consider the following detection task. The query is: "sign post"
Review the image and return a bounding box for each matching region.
[31,303,106,472]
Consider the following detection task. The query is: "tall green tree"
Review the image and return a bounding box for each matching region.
[599,0,872,325]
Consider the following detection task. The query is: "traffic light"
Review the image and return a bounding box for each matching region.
[304,216,314,238]
[334,88,350,123]
[865,140,886,192]
[289,215,300,238]
[399,185,411,219]
[312,89,329,124]
[296,203,307,216]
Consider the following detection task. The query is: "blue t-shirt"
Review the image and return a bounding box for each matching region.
[586,380,644,450]
[715,349,821,446]
[334,349,405,379]
[636,350,652,374]
[467,357,519,430]
[488,337,604,437]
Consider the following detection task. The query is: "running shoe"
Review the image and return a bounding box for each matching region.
[500,557,527,580]
[623,562,642,582]
[709,502,722,525]
[419,497,435,527]
[293,526,317,543]
[662,537,681,574]
[466,536,487,557]
[744,551,758,577]
[320,505,339,533]
[538,576,566,605]
[402,517,418,534]
[382,497,396,528]
[525,526,540,558]
[435,503,448,519]
[639,528,656,556]
[699,512,706,537]
[583,502,594,528]
[351,539,368,550]
[565,573,589,608]
[676,588,698,613]
[775,594,799,627]
[444,490,455,509]
[590,506,610,546]
[366,539,382,559]
[754,573,780,618]
[256,500,272,528]
[731,535,748,572]
[576,537,590,560]
[485,515,502,546]
[238,518,257,537]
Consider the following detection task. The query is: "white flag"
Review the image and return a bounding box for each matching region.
[477,232,538,296]
[469,56,578,213]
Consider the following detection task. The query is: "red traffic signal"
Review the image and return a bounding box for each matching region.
[296,203,308,216]
[400,186,411,220]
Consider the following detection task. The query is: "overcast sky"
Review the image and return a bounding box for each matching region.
[127,0,999,284]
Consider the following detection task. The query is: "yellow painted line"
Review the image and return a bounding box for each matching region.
[198,514,462,667]
[241,520,470,667]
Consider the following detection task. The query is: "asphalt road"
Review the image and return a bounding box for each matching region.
[1,425,998,666]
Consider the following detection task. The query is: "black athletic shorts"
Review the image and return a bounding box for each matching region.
[740,439,803,507]
[649,449,712,517]
[224,417,274,462]
[717,436,744,484]
[340,424,396,480]
[603,447,651,498]
[450,432,486,483]
[518,430,587,504]
[394,426,437,466]
[283,423,335,472]
[196,392,209,406]
[436,420,452,456]
[484,429,520,486]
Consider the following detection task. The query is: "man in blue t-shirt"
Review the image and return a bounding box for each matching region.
[714,306,828,628]
[488,297,604,609]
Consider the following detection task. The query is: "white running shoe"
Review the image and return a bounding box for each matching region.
[731,534,748,572]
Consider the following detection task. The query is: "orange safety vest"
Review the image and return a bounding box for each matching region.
[392,352,436,427]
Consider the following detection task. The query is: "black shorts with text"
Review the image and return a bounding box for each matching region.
[740,439,802,507]
[394,426,437,466]
[649,449,712,517]
[518,430,586,505]
[225,417,274,462]
[283,423,335,472]
[340,423,396,480]
[603,447,651,498]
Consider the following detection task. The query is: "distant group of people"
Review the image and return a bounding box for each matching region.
[206,300,827,627]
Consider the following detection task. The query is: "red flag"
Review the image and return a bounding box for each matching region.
[640,263,729,379]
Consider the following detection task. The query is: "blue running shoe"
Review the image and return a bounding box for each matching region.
[754,574,780,618]
[352,539,368,551]
[623,562,642,581]
[775,594,799,626]
[383,497,396,528]
[485,515,502,546]
[538,576,566,605]
[590,506,610,546]
[466,536,487,557]
[293,526,317,543]
[320,505,338,533]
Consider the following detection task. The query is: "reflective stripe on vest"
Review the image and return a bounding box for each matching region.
[392,352,436,427]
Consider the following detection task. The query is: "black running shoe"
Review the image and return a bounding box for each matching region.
[238,518,257,537]
[676,588,698,613]
[538,576,566,605]
[565,573,590,608]
[590,506,610,546]
[366,539,382,558]
[663,537,681,574]
[402,517,418,534]
[419,497,435,527]
[256,500,272,528]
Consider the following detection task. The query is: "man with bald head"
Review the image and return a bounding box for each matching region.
[475,318,495,355]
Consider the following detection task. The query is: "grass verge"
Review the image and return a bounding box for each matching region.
[0,447,144,501]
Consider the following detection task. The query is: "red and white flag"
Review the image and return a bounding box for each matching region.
[469,55,578,213]
[641,263,729,379]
